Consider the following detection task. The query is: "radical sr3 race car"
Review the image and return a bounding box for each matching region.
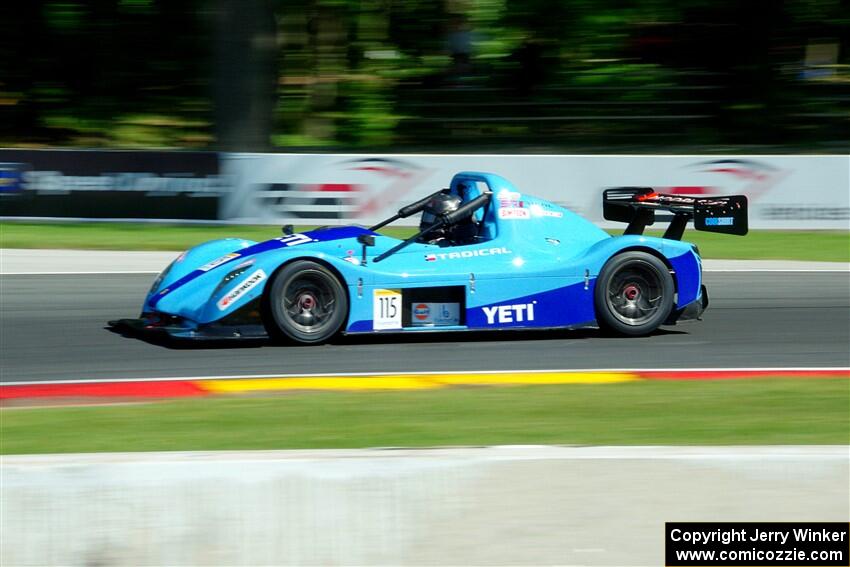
[110,172,747,343]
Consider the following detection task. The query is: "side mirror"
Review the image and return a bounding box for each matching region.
[282,224,294,235]
[357,234,375,265]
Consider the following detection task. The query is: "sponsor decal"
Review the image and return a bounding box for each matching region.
[413,303,430,321]
[262,183,363,222]
[0,150,221,221]
[22,170,223,195]
[529,203,563,218]
[437,303,460,324]
[762,206,849,220]
[424,247,511,261]
[496,189,523,208]
[0,163,27,194]
[498,207,530,219]
[275,233,315,247]
[216,269,266,311]
[343,157,436,218]
[199,252,240,272]
[482,302,537,325]
[704,217,735,226]
[642,193,730,207]
[411,302,460,326]
[261,158,434,221]
[635,159,789,204]
[688,159,785,203]
[342,256,361,265]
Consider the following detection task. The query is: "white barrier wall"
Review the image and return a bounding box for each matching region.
[2,446,847,566]
[221,153,850,229]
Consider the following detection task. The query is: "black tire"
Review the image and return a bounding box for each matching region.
[594,251,674,337]
[265,261,348,344]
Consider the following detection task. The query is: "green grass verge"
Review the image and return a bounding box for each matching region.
[643,229,850,262]
[0,222,415,252]
[1,222,847,261]
[2,379,847,454]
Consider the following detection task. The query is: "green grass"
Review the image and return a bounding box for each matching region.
[641,229,850,262]
[0,222,416,251]
[2,379,847,454]
[1,222,847,261]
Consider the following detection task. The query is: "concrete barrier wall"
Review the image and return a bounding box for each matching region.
[3,151,847,228]
[2,446,847,566]
[222,153,850,229]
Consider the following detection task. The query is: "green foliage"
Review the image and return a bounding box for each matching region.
[0,222,416,251]
[1,0,847,150]
[1,222,848,262]
[640,230,850,263]
[2,379,848,454]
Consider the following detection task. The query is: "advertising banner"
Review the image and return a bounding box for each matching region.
[222,153,849,229]
[0,149,224,220]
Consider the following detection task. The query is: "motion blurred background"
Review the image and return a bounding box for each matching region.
[1,0,847,153]
[1,4,848,565]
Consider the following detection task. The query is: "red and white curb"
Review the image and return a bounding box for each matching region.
[1,368,847,403]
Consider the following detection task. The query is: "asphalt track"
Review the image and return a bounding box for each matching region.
[1,272,848,383]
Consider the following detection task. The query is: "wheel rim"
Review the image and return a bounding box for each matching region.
[606,262,664,326]
[280,271,337,334]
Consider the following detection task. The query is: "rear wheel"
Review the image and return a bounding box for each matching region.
[266,261,348,344]
[594,251,674,337]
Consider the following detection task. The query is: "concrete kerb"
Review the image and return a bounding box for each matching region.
[1,445,848,566]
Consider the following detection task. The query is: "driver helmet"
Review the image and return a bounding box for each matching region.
[419,192,462,243]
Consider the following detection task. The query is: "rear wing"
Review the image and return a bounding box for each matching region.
[603,187,748,240]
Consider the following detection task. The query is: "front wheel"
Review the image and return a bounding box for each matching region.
[594,251,674,337]
[266,261,348,344]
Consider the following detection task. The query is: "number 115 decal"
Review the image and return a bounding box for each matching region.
[373,289,401,330]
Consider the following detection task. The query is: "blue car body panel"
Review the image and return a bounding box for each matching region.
[135,172,704,338]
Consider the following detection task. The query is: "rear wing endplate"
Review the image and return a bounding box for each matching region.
[603,187,748,240]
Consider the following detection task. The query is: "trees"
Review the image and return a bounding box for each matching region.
[1,0,846,151]
[212,0,277,151]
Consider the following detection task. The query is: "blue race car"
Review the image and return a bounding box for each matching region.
[110,171,747,343]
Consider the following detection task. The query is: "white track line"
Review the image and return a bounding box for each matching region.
[2,367,847,387]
